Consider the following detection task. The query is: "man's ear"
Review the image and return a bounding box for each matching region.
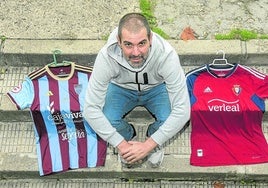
[149,32,152,46]
[117,35,121,46]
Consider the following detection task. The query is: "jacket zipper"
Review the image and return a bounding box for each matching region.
[135,72,149,91]
[135,72,141,91]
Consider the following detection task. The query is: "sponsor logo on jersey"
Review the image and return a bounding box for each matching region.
[207,99,240,112]
[48,111,83,124]
[47,101,55,114]
[48,110,86,142]
[47,101,84,124]
[58,127,86,142]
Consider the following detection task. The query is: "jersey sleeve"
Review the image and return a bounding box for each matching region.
[7,77,34,110]
[256,75,268,99]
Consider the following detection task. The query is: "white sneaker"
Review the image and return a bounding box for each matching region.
[118,155,133,168]
[147,146,164,168]
[118,154,145,168]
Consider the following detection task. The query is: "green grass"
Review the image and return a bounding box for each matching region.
[100,0,170,40]
[139,0,170,39]
[215,29,268,41]
[0,35,6,42]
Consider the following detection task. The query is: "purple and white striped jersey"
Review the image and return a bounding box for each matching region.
[7,62,107,176]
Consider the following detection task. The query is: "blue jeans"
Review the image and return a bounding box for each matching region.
[103,83,171,141]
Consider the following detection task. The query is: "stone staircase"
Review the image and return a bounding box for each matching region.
[0,39,268,187]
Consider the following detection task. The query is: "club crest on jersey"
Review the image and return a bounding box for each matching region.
[74,84,82,95]
[232,85,241,95]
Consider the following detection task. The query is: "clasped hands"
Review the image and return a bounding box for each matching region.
[117,137,157,164]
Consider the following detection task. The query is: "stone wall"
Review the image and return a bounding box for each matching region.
[155,0,268,39]
[0,0,267,40]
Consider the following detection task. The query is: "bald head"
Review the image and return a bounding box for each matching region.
[118,13,151,41]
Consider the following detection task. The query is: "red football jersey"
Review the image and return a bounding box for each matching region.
[186,64,268,166]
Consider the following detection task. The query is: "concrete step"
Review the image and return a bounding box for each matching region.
[1,110,268,181]
[1,178,267,188]
[1,39,268,66]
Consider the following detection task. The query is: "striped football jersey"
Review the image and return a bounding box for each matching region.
[186,63,268,166]
[7,62,107,176]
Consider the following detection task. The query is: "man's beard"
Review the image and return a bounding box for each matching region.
[127,55,146,69]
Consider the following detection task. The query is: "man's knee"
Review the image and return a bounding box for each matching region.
[146,120,165,137]
[110,120,135,140]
